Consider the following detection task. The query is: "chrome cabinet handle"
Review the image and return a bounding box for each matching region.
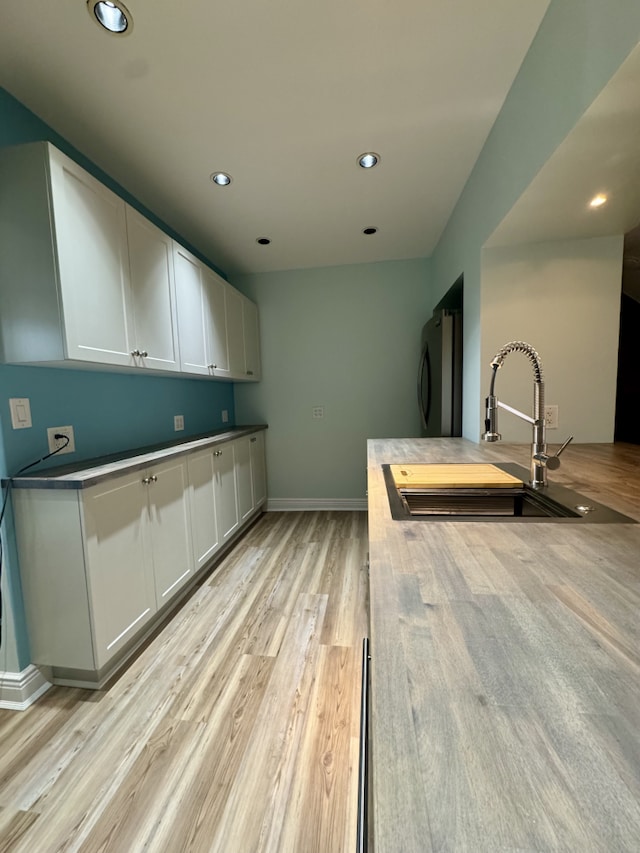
[208,363,217,370]
[140,350,148,358]
[149,474,157,482]
[214,449,222,456]
[250,437,257,443]
[142,476,151,484]
[131,349,141,357]
[246,369,254,376]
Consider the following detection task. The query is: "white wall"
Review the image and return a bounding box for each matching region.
[480,236,623,442]
[233,259,430,504]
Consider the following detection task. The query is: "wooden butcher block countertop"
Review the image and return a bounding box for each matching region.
[366,438,640,853]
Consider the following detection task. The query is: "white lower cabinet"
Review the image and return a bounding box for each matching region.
[213,441,240,544]
[235,432,268,522]
[235,436,254,522]
[13,432,266,686]
[144,458,194,606]
[250,431,267,507]
[187,439,242,570]
[187,449,221,571]
[82,471,157,669]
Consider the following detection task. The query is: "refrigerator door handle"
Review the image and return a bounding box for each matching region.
[417,342,431,430]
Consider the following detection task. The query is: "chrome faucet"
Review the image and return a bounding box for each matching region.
[482,341,572,488]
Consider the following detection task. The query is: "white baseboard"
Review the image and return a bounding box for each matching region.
[0,664,52,711]
[267,498,367,511]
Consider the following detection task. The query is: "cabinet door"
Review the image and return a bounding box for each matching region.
[243,297,261,380]
[48,147,134,367]
[147,458,194,607]
[82,472,156,668]
[225,285,246,379]
[126,206,180,371]
[214,442,239,543]
[235,436,254,522]
[187,448,220,571]
[250,432,267,507]
[203,266,230,377]
[174,244,209,375]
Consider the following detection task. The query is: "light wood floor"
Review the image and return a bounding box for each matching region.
[0,511,369,853]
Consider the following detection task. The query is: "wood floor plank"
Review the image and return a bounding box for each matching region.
[0,806,40,853]
[88,654,276,853]
[208,592,328,853]
[277,644,360,853]
[0,511,368,852]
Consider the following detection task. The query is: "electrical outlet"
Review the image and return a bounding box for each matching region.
[312,406,324,419]
[47,425,75,454]
[174,414,184,431]
[544,405,558,429]
[221,410,229,423]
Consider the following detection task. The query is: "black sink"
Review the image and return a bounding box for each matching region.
[383,463,636,523]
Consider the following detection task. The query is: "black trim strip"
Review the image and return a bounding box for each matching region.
[357,637,370,853]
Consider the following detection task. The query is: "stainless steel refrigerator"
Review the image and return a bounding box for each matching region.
[417,309,462,436]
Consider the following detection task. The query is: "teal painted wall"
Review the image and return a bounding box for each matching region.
[0,89,234,671]
[1,365,234,475]
[430,0,640,439]
[233,259,430,502]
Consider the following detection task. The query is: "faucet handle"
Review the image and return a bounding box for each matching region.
[533,436,573,472]
[554,435,573,458]
[540,435,573,471]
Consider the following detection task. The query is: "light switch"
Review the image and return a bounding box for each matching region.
[9,397,32,429]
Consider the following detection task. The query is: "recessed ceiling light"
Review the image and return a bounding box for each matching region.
[256,237,271,245]
[363,227,378,235]
[211,172,232,186]
[357,152,380,169]
[87,1,132,34]
[589,193,608,208]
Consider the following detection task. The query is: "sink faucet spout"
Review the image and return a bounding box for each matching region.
[482,341,551,488]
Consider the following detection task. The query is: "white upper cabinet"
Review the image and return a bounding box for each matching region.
[0,142,181,371]
[203,265,230,376]
[225,284,246,378]
[174,242,231,378]
[173,241,260,382]
[242,295,261,381]
[125,206,180,371]
[0,140,259,381]
[173,244,209,375]
[48,147,135,366]
[225,285,261,381]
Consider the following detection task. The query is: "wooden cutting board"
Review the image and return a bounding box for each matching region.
[389,463,523,489]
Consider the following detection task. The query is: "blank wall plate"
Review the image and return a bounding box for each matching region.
[47,425,75,454]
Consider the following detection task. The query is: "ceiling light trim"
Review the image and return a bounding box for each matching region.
[87,1,133,35]
[357,152,380,169]
[211,172,232,186]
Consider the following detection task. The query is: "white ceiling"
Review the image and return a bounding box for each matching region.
[0,0,551,275]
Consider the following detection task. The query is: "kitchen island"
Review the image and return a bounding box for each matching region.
[367,438,640,852]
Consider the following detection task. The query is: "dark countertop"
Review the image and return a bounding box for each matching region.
[8,425,267,489]
[367,438,640,852]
